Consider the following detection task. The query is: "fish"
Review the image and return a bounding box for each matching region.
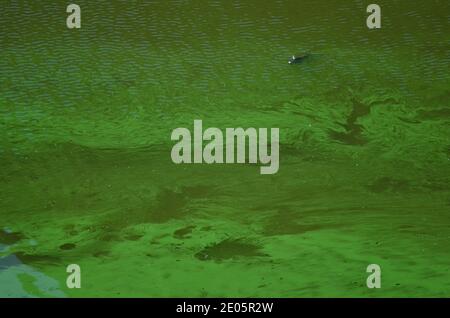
[288,53,308,64]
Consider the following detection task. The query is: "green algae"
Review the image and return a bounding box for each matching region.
[1,0,449,298]
[195,238,267,262]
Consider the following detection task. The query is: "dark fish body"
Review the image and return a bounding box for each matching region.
[288,54,308,64]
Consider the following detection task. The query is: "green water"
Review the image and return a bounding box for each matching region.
[1,0,449,297]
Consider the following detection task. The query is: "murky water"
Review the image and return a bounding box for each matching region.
[1,0,449,297]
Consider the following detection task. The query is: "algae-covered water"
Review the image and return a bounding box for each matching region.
[1,0,449,297]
